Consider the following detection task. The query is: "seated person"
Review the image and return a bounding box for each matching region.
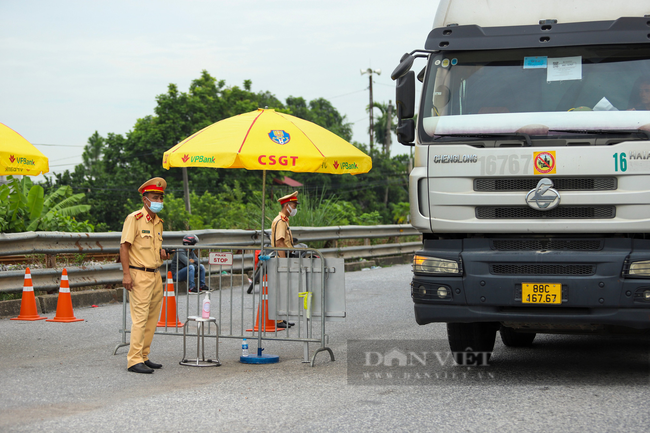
[628,76,650,111]
[170,234,208,293]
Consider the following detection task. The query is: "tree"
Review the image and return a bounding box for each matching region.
[81,131,104,180]
[372,101,396,155]
[0,176,93,233]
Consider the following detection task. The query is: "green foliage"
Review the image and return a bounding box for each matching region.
[357,211,383,225]
[38,211,95,232]
[0,176,93,233]
[391,202,410,224]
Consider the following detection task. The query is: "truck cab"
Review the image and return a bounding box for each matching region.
[393,0,650,364]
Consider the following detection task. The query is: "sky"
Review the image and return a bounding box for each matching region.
[0,0,439,180]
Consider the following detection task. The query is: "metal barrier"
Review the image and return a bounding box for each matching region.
[114,245,337,366]
[0,225,419,255]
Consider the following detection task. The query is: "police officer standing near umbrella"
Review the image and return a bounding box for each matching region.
[120,177,169,374]
[270,191,299,329]
[271,191,299,258]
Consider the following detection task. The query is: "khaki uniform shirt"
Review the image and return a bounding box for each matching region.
[120,207,164,269]
[271,212,293,249]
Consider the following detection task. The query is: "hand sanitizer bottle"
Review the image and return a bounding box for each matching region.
[202,293,210,319]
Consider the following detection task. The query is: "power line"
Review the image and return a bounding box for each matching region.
[33,143,86,148]
[327,89,367,100]
[50,155,83,163]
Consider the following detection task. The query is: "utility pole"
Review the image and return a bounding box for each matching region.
[361,68,381,152]
[182,166,191,216]
[385,100,393,155]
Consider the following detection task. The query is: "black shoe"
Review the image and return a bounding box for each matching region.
[199,284,209,292]
[277,320,295,329]
[188,286,198,293]
[144,360,162,369]
[128,362,154,374]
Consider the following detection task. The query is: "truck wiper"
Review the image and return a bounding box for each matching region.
[433,132,532,147]
[549,129,650,140]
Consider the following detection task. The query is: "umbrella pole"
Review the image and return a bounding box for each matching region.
[261,169,266,255]
[242,169,279,364]
[258,170,266,355]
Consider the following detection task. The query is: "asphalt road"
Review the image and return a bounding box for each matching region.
[1,264,649,432]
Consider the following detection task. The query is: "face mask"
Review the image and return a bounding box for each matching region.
[289,206,297,217]
[146,197,164,213]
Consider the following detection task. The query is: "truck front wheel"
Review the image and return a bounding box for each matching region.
[499,326,536,347]
[447,322,497,366]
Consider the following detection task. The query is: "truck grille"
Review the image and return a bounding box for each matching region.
[474,177,617,191]
[476,206,615,219]
[491,239,603,251]
[492,264,595,275]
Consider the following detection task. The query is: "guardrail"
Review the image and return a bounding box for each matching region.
[0,225,419,255]
[0,225,421,294]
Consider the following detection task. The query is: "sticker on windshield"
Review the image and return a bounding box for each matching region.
[434,59,441,66]
[523,56,547,69]
[451,58,458,66]
[533,151,556,175]
[547,57,582,82]
[441,59,450,68]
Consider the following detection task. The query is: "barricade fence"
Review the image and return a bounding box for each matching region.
[114,245,337,366]
[0,225,421,294]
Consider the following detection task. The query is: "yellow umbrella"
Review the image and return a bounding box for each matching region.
[162,108,371,174]
[0,122,49,176]
[161,105,372,259]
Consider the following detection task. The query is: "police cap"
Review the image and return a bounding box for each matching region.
[278,191,299,205]
[138,177,167,195]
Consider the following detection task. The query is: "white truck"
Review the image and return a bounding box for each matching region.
[392,0,650,364]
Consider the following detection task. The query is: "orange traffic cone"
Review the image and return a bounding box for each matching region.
[47,269,83,323]
[157,271,183,327]
[11,267,47,321]
[246,275,285,332]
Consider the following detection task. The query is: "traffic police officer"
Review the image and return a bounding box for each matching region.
[271,191,298,328]
[120,177,169,374]
[271,191,299,258]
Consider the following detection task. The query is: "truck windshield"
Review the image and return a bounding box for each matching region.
[420,45,650,141]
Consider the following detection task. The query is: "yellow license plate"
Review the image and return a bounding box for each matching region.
[522,283,561,304]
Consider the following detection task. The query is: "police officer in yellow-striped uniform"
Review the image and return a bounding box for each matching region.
[270,191,299,329]
[271,191,299,258]
[120,177,169,374]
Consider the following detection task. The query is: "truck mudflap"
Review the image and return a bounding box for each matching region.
[411,237,650,330]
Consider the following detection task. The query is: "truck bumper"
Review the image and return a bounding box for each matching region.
[414,304,650,329]
[412,237,650,330]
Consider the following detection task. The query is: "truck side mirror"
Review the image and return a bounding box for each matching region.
[396,71,415,119]
[396,71,416,146]
[397,119,415,145]
[391,53,415,80]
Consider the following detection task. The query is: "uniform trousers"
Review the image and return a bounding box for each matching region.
[127,269,163,368]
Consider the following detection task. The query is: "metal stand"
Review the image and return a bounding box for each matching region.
[180,316,221,367]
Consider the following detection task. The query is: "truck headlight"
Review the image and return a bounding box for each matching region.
[626,260,650,277]
[413,255,461,275]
